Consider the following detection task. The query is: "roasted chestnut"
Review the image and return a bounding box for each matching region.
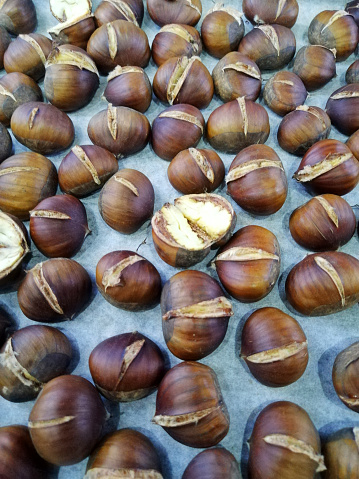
[0,0,37,35]
[18,258,92,322]
[347,129,359,161]
[94,0,143,27]
[29,375,107,466]
[346,1,359,26]
[147,0,201,27]
[322,428,359,478]
[0,122,12,162]
[243,0,299,28]
[153,361,229,448]
[326,84,359,136]
[50,0,91,22]
[292,45,336,91]
[48,14,96,50]
[0,26,11,69]
[263,71,307,117]
[332,342,359,412]
[96,250,161,310]
[346,60,359,84]
[182,448,241,479]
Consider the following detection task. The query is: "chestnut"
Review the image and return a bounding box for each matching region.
[88,104,150,157]
[96,250,161,310]
[277,105,331,156]
[346,60,359,84]
[0,122,12,162]
[0,26,11,70]
[238,24,296,71]
[322,428,359,478]
[241,307,308,387]
[50,0,91,22]
[308,10,359,61]
[167,148,225,194]
[285,251,359,316]
[214,225,281,302]
[242,0,299,28]
[87,19,150,74]
[29,375,107,466]
[58,145,118,197]
[94,0,144,27]
[89,331,166,401]
[226,144,287,215]
[207,97,270,154]
[182,448,241,479]
[48,14,96,50]
[151,104,204,161]
[152,193,236,268]
[153,361,229,448]
[153,56,213,109]
[263,71,307,117]
[161,270,233,360]
[346,1,359,26]
[326,84,359,136]
[18,258,92,322]
[99,169,154,234]
[289,194,356,251]
[11,101,75,155]
[332,342,359,412]
[4,33,52,81]
[0,0,37,35]
[347,129,359,161]
[292,45,336,91]
[104,65,151,113]
[249,401,325,479]
[147,0,201,27]
[0,309,13,346]
[0,325,73,402]
[293,139,359,196]
[212,52,261,103]
[152,24,202,67]
[0,152,58,220]
[201,5,244,58]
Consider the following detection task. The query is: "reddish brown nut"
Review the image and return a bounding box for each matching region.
[308,10,359,61]
[153,361,229,448]
[214,225,281,302]
[94,0,144,27]
[322,428,359,478]
[99,169,154,234]
[50,0,91,22]
[0,122,12,162]
[161,270,233,360]
[152,24,202,67]
[289,194,356,251]
[292,45,336,91]
[326,84,359,136]
[277,105,331,156]
[0,26,11,70]
[249,401,325,479]
[286,251,359,316]
[48,14,96,50]
[10,102,75,155]
[147,0,201,27]
[29,375,107,466]
[243,0,299,27]
[18,258,92,322]
[346,1,359,26]
[346,60,359,84]
[293,139,359,196]
[332,342,359,413]
[263,71,307,117]
[226,144,287,215]
[152,104,204,161]
[207,97,270,154]
[347,129,359,161]
[152,193,236,268]
[0,152,58,220]
[241,307,308,387]
[0,0,37,35]
[0,309,13,346]
[238,24,296,70]
[96,250,161,310]
[182,448,241,479]
[153,56,213,109]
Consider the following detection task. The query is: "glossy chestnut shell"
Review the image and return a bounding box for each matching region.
[326,84,359,136]
[147,0,202,27]
[332,342,359,412]
[322,428,359,479]
[292,45,336,91]
[263,71,307,117]
[242,0,299,27]
[182,447,241,479]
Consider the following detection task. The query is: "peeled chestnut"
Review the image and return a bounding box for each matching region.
[147,0,201,27]
[226,144,287,215]
[96,250,161,310]
[326,84,359,136]
[88,104,150,157]
[153,361,229,448]
[347,129,359,160]
[308,10,359,61]
[241,307,308,387]
[243,0,299,27]
[49,0,91,22]
[289,194,356,251]
[99,169,154,234]
[346,60,359,84]
[0,325,73,402]
[11,101,75,155]
[182,448,241,479]
[48,14,96,50]
[201,5,244,58]
[346,1,359,26]
[0,152,58,220]
[0,122,12,162]
[323,428,359,478]
[161,270,233,360]
[214,225,281,302]
[94,0,144,27]
[104,66,151,113]
[285,251,359,316]
[249,401,325,479]
[0,0,37,35]
[153,56,213,109]
[89,331,166,401]
[277,105,331,156]
[238,24,296,70]
[0,27,11,69]
[263,71,307,117]
[207,97,270,154]
[293,139,359,196]
[18,258,92,322]
[152,24,202,67]
[293,45,336,91]
[332,342,359,412]
[152,193,236,268]
[29,375,106,466]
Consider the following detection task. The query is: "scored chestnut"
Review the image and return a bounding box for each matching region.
[0,123,12,163]
[263,71,307,117]
[147,0,202,27]
[94,0,144,27]
[326,84,359,136]
[332,342,359,412]
[182,448,241,479]
[0,0,37,35]
[322,428,359,479]
[48,14,96,50]
[292,45,336,91]
[242,0,299,28]
[346,60,359,84]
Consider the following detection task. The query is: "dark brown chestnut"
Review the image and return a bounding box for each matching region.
[346,1,359,26]
[326,84,359,136]
[347,129,359,160]
[346,60,359,84]
[292,45,336,91]
[322,428,359,478]
[333,342,359,412]
[49,0,91,22]
[153,361,230,448]
[243,0,299,27]
[0,26,11,70]
[94,0,144,27]
[48,14,96,50]
[147,0,201,27]
[182,448,241,479]
[0,309,13,346]
[0,0,37,35]
[0,122,12,162]
[263,71,307,117]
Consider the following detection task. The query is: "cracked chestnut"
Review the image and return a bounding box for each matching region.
[346,60,359,84]
[332,342,359,412]
[0,123,12,162]
[147,0,201,27]
[48,14,96,50]
[94,0,144,27]
[0,0,37,35]
[182,448,241,479]
[0,27,11,70]
[243,0,299,27]
[326,84,359,136]
[263,71,307,117]
[49,0,91,22]
[323,428,359,478]
[293,45,336,91]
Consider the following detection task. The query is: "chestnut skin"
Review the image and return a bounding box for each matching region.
[346,60,359,84]
[293,45,336,91]
[242,0,299,28]
[0,309,13,346]
[0,0,37,35]
[94,0,144,27]
[322,428,359,479]
[0,26,11,70]
[332,342,359,413]
[48,14,96,50]
[326,84,359,136]
[347,129,359,161]
[346,1,359,26]
[263,71,307,117]
[147,0,202,27]
[182,448,241,479]
[0,123,12,163]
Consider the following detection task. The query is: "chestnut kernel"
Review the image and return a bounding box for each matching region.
[346,1,359,26]
[0,26,11,70]
[243,0,299,28]
[322,428,359,478]
[293,45,336,91]
[333,342,359,412]
[326,84,359,136]
[0,122,12,163]
[94,0,144,28]
[48,14,96,50]
[182,448,241,479]
[346,60,359,84]
[263,71,307,117]
[50,0,91,22]
[147,0,201,27]
[347,129,359,161]
[0,0,37,35]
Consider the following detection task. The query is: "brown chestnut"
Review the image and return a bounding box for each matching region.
[293,45,336,91]
[326,84,359,136]
[226,144,287,215]
[50,0,91,22]
[147,0,201,27]
[241,307,308,387]
[332,342,359,413]
[346,1,359,26]
[182,448,241,479]
[0,122,12,162]
[0,26,11,70]
[0,309,13,346]
[207,97,270,154]
[48,14,96,50]
[347,129,359,161]
[243,0,299,28]
[0,0,37,35]
[29,375,106,466]
[96,250,161,310]
[285,251,359,316]
[153,361,229,448]
[346,60,359,84]
[18,258,92,322]
[99,169,154,234]
[161,270,233,360]
[263,71,307,117]
[322,428,359,478]
[89,331,166,401]
[94,0,144,27]
[214,225,281,302]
